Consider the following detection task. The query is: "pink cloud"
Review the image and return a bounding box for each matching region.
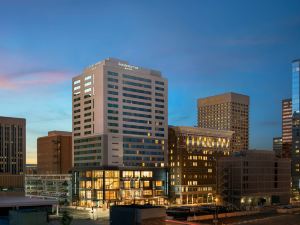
[0,71,73,91]
[0,50,74,91]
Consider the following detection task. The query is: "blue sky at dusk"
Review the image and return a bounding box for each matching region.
[1,0,300,163]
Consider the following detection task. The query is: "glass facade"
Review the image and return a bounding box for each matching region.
[72,168,168,207]
[292,60,300,114]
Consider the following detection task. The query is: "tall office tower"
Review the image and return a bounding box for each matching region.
[282,98,292,158]
[292,59,300,194]
[168,126,233,205]
[197,92,249,152]
[273,137,282,157]
[72,58,168,168]
[292,113,300,195]
[293,60,300,114]
[37,131,72,174]
[0,116,26,174]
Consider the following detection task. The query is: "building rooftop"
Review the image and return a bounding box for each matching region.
[0,196,58,208]
[83,57,163,78]
[111,204,164,209]
[197,92,249,105]
[48,131,72,136]
[169,126,234,138]
[0,116,26,123]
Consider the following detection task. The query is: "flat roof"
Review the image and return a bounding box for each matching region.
[111,204,164,209]
[0,196,58,208]
[169,126,234,138]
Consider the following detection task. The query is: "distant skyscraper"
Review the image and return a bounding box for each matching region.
[0,116,26,174]
[273,137,282,157]
[292,60,300,114]
[292,59,300,194]
[197,92,249,151]
[292,113,300,194]
[37,131,72,174]
[72,58,168,168]
[282,98,292,158]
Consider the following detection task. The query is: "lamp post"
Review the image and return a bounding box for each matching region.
[213,197,219,225]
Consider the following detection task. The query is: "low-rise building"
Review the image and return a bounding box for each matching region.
[168,126,234,205]
[110,205,166,225]
[37,131,72,174]
[72,167,168,208]
[25,174,72,204]
[217,150,290,207]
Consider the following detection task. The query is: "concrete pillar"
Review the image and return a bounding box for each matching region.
[56,205,59,216]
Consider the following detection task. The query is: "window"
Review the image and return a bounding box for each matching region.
[108,71,118,77]
[84,88,92,93]
[85,81,92,87]
[155,81,164,85]
[141,171,152,178]
[74,80,81,85]
[143,181,150,187]
[74,86,80,91]
[123,74,151,83]
[156,181,162,187]
[85,75,92,81]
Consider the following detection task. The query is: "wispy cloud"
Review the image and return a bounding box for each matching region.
[0,50,73,91]
[0,70,72,91]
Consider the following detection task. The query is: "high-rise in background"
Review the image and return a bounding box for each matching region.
[292,59,300,194]
[197,92,249,152]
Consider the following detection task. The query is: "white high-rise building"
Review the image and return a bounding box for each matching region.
[72,58,168,168]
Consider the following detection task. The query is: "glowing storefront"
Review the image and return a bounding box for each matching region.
[72,167,168,207]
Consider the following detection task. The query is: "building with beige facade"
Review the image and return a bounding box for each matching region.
[197,92,249,152]
[217,150,290,207]
[72,58,168,168]
[37,131,72,174]
[168,126,233,205]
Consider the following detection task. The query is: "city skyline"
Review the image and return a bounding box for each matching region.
[1,1,300,163]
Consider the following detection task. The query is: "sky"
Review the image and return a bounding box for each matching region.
[0,0,300,164]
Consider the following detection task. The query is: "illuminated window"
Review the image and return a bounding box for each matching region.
[94,179,103,189]
[97,191,103,200]
[74,86,80,91]
[85,88,92,93]
[124,181,130,189]
[143,190,152,196]
[74,80,80,85]
[122,171,134,178]
[143,181,150,187]
[134,171,140,178]
[141,171,152,178]
[85,75,92,81]
[156,181,163,187]
[85,81,92,87]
